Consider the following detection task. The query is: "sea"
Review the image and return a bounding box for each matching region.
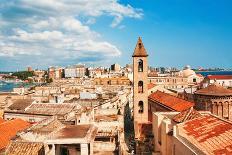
[195,71,232,77]
[0,81,34,92]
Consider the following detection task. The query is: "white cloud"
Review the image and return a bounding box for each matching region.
[0,0,143,68]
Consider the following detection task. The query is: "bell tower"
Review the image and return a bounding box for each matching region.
[132,37,148,138]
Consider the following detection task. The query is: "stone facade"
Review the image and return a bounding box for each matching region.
[194,94,232,120]
[194,84,232,120]
[133,37,149,138]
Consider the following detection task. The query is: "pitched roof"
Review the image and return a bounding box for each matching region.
[132,37,148,57]
[177,114,232,155]
[0,119,31,150]
[172,107,201,123]
[6,142,44,155]
[207,75,232,80]
[8,99,34,111]
[149,91,194,112]
[195,84,232,96]
[25,103,75,115]
[30,118,65,134]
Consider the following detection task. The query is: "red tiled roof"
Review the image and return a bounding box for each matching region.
[0,119,31,150]
[178,114,232,155]
[148,83,156,90]
[149,91,194,112]
[0,118,5,124]
[195,84,232,96]
[207,75,232,80]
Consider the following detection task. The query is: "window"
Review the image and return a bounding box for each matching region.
[138,81,143,93]
[193,78,196,83]
[138,101,144,113]
[138,59,143,72]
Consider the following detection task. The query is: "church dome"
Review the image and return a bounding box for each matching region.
[182,65,196,77]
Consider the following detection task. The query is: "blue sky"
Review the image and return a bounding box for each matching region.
[0,0,232,71]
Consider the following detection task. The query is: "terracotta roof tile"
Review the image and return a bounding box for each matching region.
[25,103,75,115]
[0,119,31,150]
[207,75,232,80]
[178,114,232,155]
[8,99,34,111]
[195,84,232,96]
[149,91,194,112]
[6,142,44,155]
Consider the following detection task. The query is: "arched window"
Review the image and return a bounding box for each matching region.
[138,81,143,93]
[138,101,144,113]
[138,59,143,72]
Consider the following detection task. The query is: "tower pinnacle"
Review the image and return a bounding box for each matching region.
[132,37,148,57]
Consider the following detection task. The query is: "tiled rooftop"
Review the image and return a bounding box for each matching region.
[25,103,75,115]
[177,114,232,155]
[8,99,34,111]
[172,107,201,123]
[54,125,91,139]
[0,119,31,150]
[6,142,44,155]
[149,91,194,112]
[30,118,65,134]
[195,84,232,96]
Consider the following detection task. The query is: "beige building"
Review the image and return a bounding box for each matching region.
[5,117,97,155]
[49,67,63,80]
[152,109,232,155]
[148,66,204,89]
[132,37,149,139]
[94,77,131,86]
